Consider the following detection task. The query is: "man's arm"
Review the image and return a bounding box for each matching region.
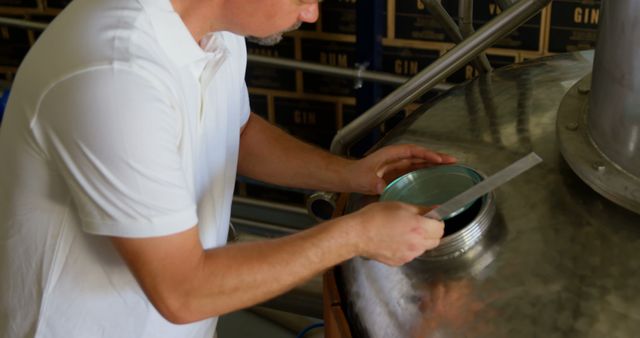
[111,202,443,324]
[238,113,456,195]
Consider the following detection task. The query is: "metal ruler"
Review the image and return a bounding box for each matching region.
[425,152,543,220]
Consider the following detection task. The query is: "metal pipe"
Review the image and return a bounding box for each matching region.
[233,195,308,215]
[248,54,408,86]
[458,0,493,72]
[424,0,488,73]
[588,0,640,177]
[330,0,551,155]
[423,0,464,43]
[0,17,48,30]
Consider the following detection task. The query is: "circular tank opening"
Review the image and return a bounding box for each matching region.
[379,165,496,259]
[443,197,483,237]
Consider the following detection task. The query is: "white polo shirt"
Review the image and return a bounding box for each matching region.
[0,0,249,336]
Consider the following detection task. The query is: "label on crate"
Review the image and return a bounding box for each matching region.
[246,37,296,91]
[548,0,600,53]
[249,94,268,119]
[321,0,357,35]
[274,97,337,149]
[380,46,440,102]
[300,38,356,97]
[382,46,439,77]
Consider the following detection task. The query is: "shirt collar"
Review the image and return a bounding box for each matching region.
[137,0,212,67]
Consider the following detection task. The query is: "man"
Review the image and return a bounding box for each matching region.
[0,0,455,337]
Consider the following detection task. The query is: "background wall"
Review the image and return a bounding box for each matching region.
[0,0,601,206]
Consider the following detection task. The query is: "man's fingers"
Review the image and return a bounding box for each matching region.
[376,144,446,166]
[417,205,439,215]
[422,219,445,239]
[437,152,457,164]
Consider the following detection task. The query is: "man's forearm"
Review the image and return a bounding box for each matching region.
[238,113,354,192]
[185,218,356,321]
[112,218,358,324]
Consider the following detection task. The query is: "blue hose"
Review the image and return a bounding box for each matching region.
[0,88,10,123]
[295,322,324,338]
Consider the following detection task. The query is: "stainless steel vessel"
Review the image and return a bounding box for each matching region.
[341,48,640,338]
[335,1,640,336]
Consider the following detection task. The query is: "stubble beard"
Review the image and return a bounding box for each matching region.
[246,21,302,46]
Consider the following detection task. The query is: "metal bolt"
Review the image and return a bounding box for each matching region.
[565,122,579,131]
[592,161,605,172]
[578,85,591,94]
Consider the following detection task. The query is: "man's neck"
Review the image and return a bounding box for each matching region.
[171,0,226,43]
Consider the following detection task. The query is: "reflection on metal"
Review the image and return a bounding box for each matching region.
[341,51,640,337]
[557,75,640,214]
[587,0,640,178]
[331,0,552,155]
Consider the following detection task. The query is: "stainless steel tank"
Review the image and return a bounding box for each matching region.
[337,1,640,336]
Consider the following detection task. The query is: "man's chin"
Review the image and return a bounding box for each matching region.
[247,21,302,46]
[246,34,284,46]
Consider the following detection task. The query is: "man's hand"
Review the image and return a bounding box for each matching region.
[345,144,457,195]
[344,201,445,266]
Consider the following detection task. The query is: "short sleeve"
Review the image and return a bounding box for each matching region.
[34,67,197,238]
[239,82,250,127]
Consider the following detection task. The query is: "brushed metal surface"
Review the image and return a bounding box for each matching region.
[341,51,640,338]
[588,0,640,178]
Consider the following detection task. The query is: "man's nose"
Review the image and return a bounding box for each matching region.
[299,3,319,23]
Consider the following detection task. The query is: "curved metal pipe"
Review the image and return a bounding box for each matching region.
[330,0,552,155]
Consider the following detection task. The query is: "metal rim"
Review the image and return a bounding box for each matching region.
[557,74,640,215]
[418,191,496,260]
